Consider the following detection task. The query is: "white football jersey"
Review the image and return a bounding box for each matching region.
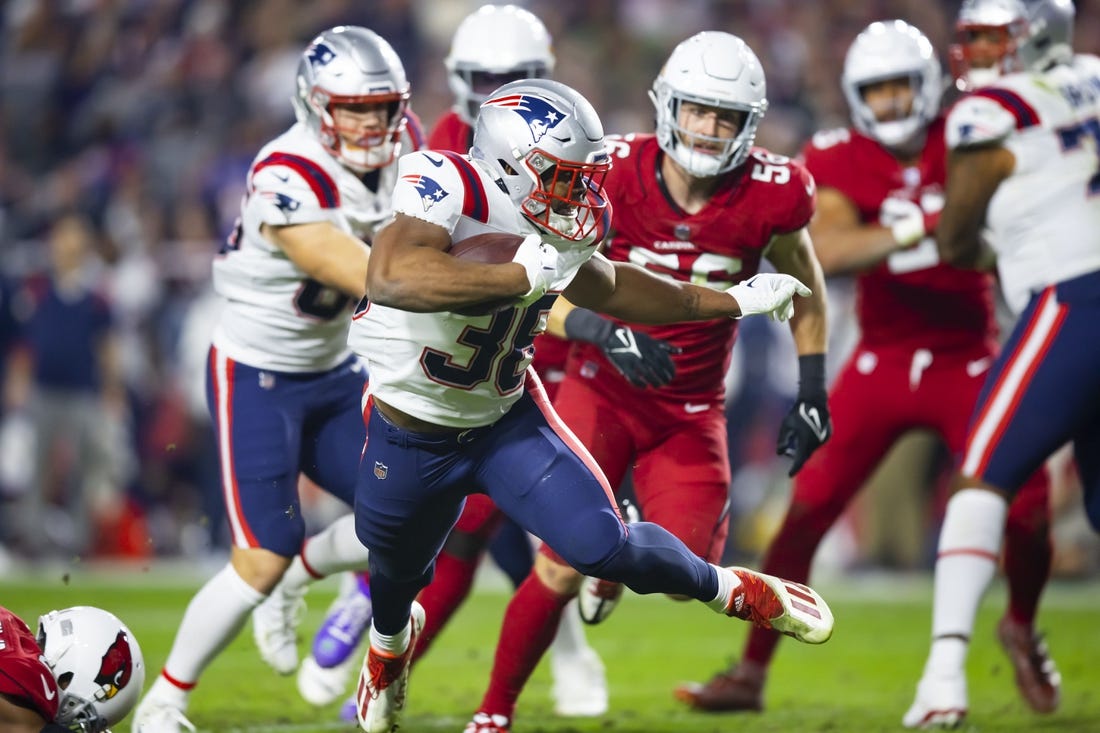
[349,150,606,427]
[212,121,418,371]
[945,54,1100,313]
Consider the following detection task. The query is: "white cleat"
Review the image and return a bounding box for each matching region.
[298,653,358,706]
[131,696,197,733]
[550,646,608,717]
[355,601,425,733]
[724,567,834,645]
[252,582,306,675]
[902,673,968,729]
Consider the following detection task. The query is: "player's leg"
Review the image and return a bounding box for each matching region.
[905,288,1099,728]
[135,349,309,732]
[677,355,902,712]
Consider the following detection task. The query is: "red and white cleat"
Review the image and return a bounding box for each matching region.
[464,711,511,733]
[997,615,1061,714]
[724,567,833,645]
[354,601,425,733]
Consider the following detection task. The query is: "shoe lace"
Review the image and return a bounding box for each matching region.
[728,571,782,628]
[265,586,306,631]
[366,647,411,702]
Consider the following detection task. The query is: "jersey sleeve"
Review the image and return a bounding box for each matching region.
[0,608,60,722]
[800,128,853,192]
[391,151,472,232]
[766,154,816,234]
[247,152,343,226]
[945,93,1019,149]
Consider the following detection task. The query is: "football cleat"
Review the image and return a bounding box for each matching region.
[577,577,623,625]
[313,573,373,667]
[902,672,968,729]
[996,615,1061,714]
[464,711,511,733]
[673,661,765,712]
[131,696,196,733]
[355,601,425,733]
[550,646,608,717]
[252,582,306,675]
[298,654,359,706]
[724,567,833,644]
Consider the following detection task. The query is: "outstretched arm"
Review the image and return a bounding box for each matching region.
[937,143,1014,269]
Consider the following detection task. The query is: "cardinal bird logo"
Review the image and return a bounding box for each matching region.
[483,94,569,143]
[94,631,134,700]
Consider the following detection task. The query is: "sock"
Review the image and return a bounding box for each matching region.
[282,514,371,594]
[479,574,572,719]
[411,550,479,664]
[705,565,743,614]
[926,489,1007,677]
[548,599,589,658]
[1003,472,1052,627]
[146,674,191,711]
[369,618,411,656]
[162,563,266,685]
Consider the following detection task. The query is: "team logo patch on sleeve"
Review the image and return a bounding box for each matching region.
[402,174,450,211]
[483,94,568,143]
[262,191,301,213]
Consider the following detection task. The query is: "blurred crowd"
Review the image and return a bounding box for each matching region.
[1,0,1097,573]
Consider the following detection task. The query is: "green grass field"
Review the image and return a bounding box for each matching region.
[4,567,1099,732]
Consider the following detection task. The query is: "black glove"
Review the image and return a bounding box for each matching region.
[564,307,680,389]
[777,354,832,476]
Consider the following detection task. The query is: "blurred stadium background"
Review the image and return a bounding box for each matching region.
[1,0,1098,576]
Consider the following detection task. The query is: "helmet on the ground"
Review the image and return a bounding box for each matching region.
[842,20,943,148]
[471,79,610,241]
[37,606,146,732]
[292,25,411,171]
[650,31,768,177]
[446,5,555,125]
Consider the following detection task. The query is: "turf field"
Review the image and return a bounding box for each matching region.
[5,566,1100,732]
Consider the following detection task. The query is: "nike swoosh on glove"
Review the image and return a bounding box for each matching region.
[776,398,832,476]
[601,325,680,389]
[512,233,559,305]
[725,274,812,321]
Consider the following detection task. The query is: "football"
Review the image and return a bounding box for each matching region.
[447,232,527,316]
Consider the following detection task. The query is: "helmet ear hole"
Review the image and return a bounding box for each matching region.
[57,671,74,690]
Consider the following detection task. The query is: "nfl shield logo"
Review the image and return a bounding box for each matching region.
[674,223,691,241]
[373,461,388,480]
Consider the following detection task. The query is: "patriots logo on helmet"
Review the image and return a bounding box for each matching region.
[306,42,336,68]
[402,174,450,212]
[483,94,569,143]
[94,631,134,700]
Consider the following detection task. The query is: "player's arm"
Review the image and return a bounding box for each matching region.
[766,227,827,356]
[810,187,917,275]
[563,253,809,323]
[937,142,1014,269]
[0,691,51,733]
[365,213,537,312]
[262,222,371,299]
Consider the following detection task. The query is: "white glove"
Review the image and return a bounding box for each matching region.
[512,233,559,304]
[879,197,936,248]
[726,273,812,322]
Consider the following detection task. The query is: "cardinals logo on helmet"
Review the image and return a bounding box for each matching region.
[483,94,569,143]
[402,174,450,212]
[94,631,134,700]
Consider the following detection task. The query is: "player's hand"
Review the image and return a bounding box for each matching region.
[725,273,811,321]
[776,396,832,476]
[879,197,940,248]
[512,233,559,304]
[599,326,680,388]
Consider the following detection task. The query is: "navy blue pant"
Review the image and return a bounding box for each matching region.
[355,379,717,633]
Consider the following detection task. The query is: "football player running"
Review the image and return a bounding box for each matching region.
[131,26,425,733]
[0,605,144,733]
[905,0,1100,727]
[677,19,1054,716]
[346,76,831,733]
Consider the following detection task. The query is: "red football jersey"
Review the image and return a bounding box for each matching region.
[427,110,473,154]
[0,606,60,722]
[569,133,815,401]
[801,119,996,351]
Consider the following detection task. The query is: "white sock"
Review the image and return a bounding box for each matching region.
[283,514,371,594]
[705,565,743,614]
[145,675,190,711]
[162,563,266,685]
[925,488,1007,677]
[549,599,589,658]
[369,619,411,656]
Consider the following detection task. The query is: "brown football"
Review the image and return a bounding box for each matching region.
[447,232,526,316]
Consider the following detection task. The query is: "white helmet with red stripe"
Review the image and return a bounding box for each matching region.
[292,26,410,171]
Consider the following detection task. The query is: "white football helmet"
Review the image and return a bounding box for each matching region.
[292,25,411,172]
[950,0,1074,90]
[446,4,555,125]
[841,20,943,149]
[650,31,767,177]
[37,606,146,733]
